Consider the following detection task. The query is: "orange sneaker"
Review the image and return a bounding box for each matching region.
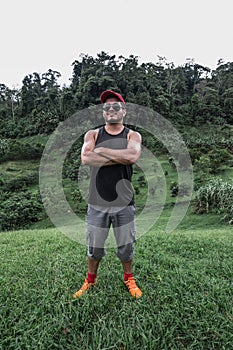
[124,277,142,299]
[73,278,96,299]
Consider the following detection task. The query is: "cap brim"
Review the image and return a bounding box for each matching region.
[100,90,125,104]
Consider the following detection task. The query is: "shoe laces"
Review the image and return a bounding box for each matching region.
[125,277,137,289]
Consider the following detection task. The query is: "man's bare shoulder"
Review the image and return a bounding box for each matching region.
[127,129,142,142]
[84,128,99,141]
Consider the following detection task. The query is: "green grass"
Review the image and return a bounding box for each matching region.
[21,134,49,145]
[1,219,233,349]
[0,160,39,181]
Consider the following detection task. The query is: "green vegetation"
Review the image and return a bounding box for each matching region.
[1,54,233,138]
[0,52,232,230]
[195,178,233,223]
[0,51,233,349]
[0,219,233,349]
[1,126,233,230]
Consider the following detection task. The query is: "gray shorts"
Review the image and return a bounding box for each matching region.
[86,204,136,262]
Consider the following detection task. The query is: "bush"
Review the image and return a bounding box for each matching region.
[0,139,44,162]
[0,191,44,231]
[194,178,233,224]
[6,141,44,161]
[192,147,232,175]
[63,139,82,180]
[170,181,191,197]
[137,175,147,187]
[2,172,38,192]
[0,139,11,162]
[170,181,179,197]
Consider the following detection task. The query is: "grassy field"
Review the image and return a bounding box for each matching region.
[1,210,233,350]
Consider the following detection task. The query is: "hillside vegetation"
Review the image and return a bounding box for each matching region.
[1,53,233,138]
[1,124,233,231]
[1,52,233,231]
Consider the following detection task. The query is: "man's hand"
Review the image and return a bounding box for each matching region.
[93,131,141,165]
[81,130,117,167]
[93,147,105,154]
[81,129,141,166]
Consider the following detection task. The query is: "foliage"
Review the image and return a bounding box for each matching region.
[194,178,233,223]
[63,138,83,180]
[0,138,44,162]
[1,54,233,138]
[70,188,87,213]
[170,181,179,197]
[1,172,38,191]
[170,181,192,198]
[0,191,44,231]
[0,139,10,161]
[137,174,147,187]
[0,53,233,231]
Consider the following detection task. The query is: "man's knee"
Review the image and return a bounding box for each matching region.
[88,247,106,260]
[117,243,134,261]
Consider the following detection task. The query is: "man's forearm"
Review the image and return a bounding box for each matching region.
[94,147,137,164]
[81,151,117,167]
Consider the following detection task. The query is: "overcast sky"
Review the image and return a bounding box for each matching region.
[1,0,232,88]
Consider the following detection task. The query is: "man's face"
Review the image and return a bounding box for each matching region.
[103,97,126,124]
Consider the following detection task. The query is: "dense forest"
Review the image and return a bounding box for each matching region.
[1,52,233,231]
[1,52,233,138]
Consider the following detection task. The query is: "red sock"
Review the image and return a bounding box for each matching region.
[87,272,97,283]
[124,272,133,281]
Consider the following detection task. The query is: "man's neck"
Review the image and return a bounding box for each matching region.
[104,123,124,135]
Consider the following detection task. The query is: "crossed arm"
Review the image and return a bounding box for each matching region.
[81,129,142,167]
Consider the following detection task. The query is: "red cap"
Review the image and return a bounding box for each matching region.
[100,90,125,104]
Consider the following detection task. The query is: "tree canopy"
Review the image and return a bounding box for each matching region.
[0,52,233,138]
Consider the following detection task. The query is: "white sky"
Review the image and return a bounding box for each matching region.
[1,0,232,88]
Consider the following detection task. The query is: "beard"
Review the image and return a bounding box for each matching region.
[105,113,123,124]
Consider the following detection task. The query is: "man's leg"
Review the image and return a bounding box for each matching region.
[120,257,142,299]
[87,256,101,282]
[113,206,142,299]
[88,256,101,274]
[72,256,102,299]
[122,259,133,282]
[121,259,132,274]
[73,206,109,299]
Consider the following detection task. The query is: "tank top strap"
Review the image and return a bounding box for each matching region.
[96,126,105,144]
[96,126,129,145]
[124,127,130,137]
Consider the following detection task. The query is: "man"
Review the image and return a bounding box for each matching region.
[73,90,142,299]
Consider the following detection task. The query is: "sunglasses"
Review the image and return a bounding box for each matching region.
[103,103,123,112]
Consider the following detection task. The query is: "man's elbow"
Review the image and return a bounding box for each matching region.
[81,154,89,165]
[129,157,138,164]
[125,156,138,165]
[128,151,141,164]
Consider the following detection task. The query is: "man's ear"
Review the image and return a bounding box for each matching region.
[122,109,127,117]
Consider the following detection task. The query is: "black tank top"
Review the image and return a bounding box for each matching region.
[88,126,134,207]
